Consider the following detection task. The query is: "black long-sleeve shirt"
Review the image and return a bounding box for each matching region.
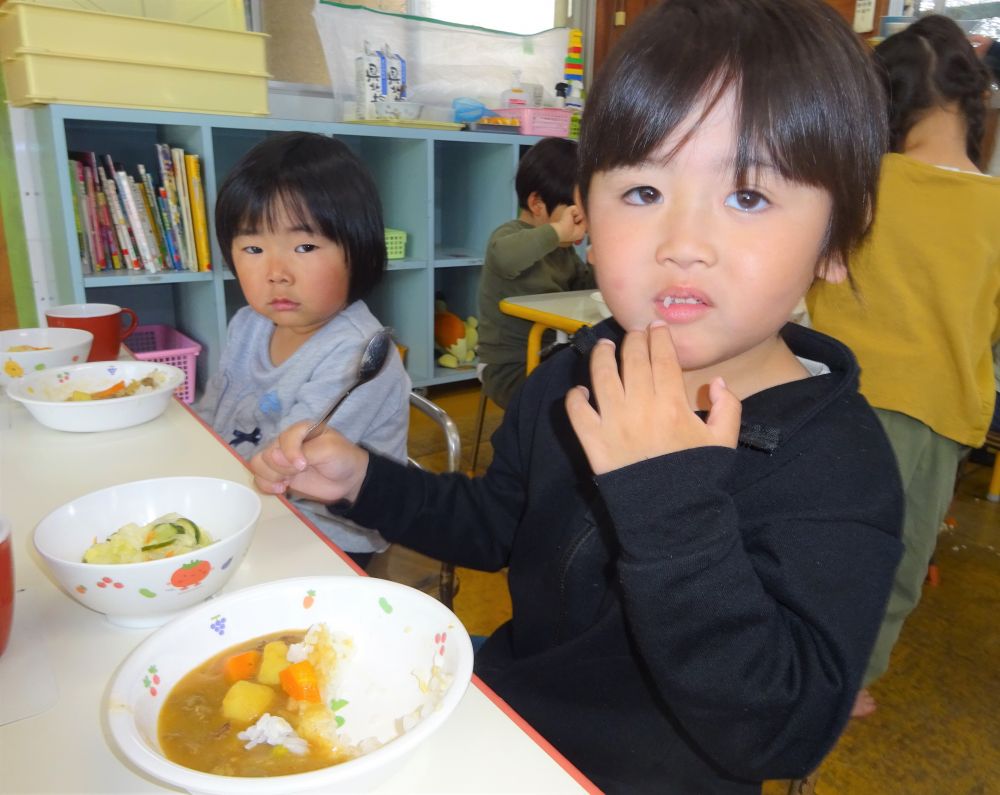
[344,321,903,793]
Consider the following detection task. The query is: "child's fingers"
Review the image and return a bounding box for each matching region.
[565,385,598,436]
[619,329,654,403]
[648,321,683,396]
[705,377,742,448]
[274,420,315,471]
[588,338,624,412]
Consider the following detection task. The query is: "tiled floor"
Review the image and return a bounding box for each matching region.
[376,380,1000,793]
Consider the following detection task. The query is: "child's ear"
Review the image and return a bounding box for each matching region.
[527,192,547,219]
[817,256,847,285]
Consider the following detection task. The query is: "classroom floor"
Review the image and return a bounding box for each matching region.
[371,380,1000,794]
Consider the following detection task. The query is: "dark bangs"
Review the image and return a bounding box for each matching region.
[579,0,888,269]
[215,132,386,303]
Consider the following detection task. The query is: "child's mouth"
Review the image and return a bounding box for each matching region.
[659,292,710,323]
[270,299,299,311]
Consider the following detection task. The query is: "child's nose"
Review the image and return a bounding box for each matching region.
[656,202,716,269]
[265,256,292,283]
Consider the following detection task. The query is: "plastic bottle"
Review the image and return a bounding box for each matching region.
[500,70,528,108]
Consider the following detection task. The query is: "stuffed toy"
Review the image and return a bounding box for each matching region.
[434,298,478,368]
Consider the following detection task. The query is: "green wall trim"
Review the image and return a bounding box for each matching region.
[0,70,38,326]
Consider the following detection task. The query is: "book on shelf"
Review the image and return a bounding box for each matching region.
[136,165,167,266]
[94,189,123,270]
[97,165,141,271]
[184,153,212,271]
[66,143,215,276]
[107,154,158,273]
[156,144,192,271]
[172,147,199,272]
[68,161,93,273]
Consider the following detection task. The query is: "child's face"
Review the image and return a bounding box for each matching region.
[583,89,843,379]
[232,202,350,337]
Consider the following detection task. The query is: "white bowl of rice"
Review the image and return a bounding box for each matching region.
[6,359,184,431]
[107,576,473,794]
[34,476,261,627]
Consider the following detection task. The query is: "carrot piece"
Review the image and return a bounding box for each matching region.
[223,650,261,683]
[91,380,126,399]
[278,660,321,702]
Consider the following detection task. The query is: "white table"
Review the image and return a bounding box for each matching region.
[499,289,608,374]
[0,394,594,794]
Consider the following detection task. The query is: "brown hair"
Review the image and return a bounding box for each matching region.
[875,14,991,165]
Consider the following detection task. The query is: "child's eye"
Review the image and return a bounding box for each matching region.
[295,244,319,253]
[623,186,662,205]
[241,245,263,255]
[724,190,769,212]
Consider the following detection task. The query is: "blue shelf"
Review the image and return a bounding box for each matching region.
[35,103,524,390]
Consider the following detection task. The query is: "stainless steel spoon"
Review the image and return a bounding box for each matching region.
[301,327,394,442]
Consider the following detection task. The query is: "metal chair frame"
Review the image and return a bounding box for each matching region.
[407,391,461,608]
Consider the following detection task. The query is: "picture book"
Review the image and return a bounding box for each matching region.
[184,153,212,271]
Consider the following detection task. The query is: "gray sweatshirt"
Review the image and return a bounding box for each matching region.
[196,301,411,552]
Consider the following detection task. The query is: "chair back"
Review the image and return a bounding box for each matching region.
[407,391,461,606]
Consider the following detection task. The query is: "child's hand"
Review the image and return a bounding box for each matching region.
[249,421,370,505]
[565,322,741,475]
[551,204,587,245]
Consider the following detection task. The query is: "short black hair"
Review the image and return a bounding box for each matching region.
[578,0,888,273]
[215,132,385,303]
[515,137,579,213]
[875,14,992,165]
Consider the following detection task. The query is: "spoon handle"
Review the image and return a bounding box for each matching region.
[302,387,355,442]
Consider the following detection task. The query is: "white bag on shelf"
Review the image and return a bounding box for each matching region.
[314,1,570,121]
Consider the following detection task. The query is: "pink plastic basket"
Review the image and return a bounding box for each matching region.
[126,324,202,404]
[490,107,573,137]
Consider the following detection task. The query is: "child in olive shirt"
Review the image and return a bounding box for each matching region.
[477,137,593,408]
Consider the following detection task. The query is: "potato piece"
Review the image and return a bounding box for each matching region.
[257,640,290,685]
[221,680,275,724]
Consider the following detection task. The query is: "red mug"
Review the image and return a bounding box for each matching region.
[0,517,12,658]
[45,303,138,362]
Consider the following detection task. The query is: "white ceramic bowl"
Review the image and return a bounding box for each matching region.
[590,291,613,319]
[0,327,93,387]
[34,476,261,627]
[108,576,473,794]
[6,359,185,432]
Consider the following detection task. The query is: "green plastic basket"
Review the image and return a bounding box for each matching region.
[385,228,407,260]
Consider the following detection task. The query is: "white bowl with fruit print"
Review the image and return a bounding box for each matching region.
[107,576,474,794]
[33,476,261,627]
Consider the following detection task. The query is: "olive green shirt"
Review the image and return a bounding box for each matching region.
[477,219,594,366]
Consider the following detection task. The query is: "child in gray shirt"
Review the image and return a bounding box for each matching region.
[197,132,410,567]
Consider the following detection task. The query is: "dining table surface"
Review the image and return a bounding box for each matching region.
[498,289,608,373]
[0,379,594,794]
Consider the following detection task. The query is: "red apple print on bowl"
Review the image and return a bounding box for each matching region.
[170,560,211,589]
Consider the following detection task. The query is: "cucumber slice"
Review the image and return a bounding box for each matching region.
[174,517,201,544]
[152,523,180,543]
[141,539,175,552]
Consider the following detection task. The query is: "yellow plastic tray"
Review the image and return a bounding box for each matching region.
[0,1,267,74]
[0,0,247,31]
[3,50,269,115]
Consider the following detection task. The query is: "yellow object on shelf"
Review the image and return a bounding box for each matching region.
[0,0,269,115]
[0,2,265,70]
[3,51,269,114]
[0,0,247,31]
